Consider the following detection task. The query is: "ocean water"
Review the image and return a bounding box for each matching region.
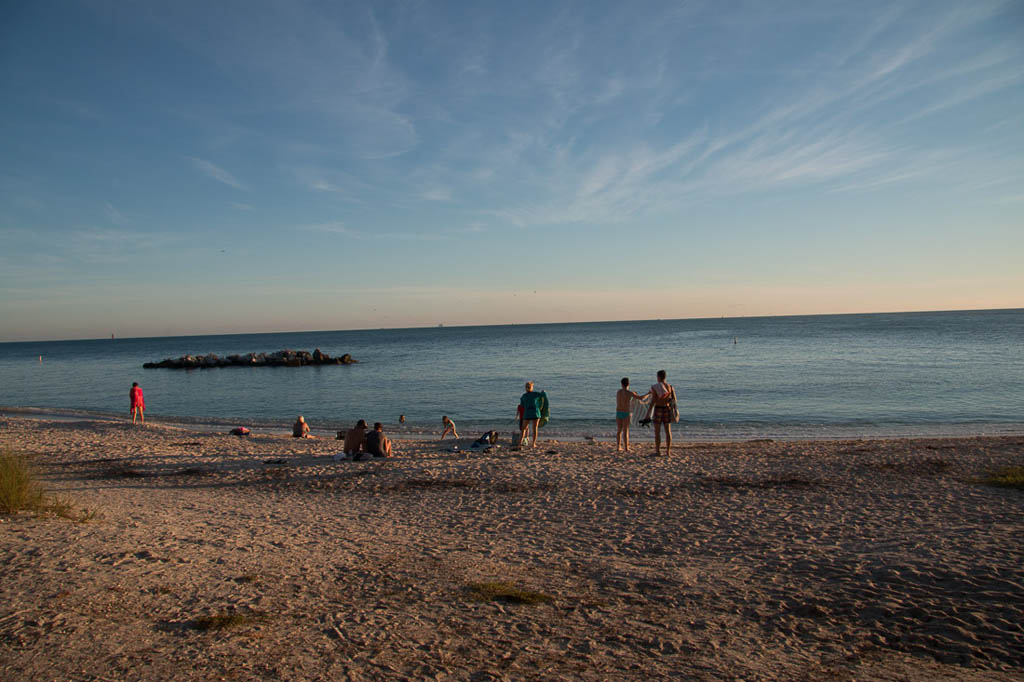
[1,309,1022,440]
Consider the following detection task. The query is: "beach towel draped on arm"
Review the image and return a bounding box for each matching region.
[538,391,550,428]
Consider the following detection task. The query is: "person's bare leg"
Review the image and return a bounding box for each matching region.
[519,423,528,448]
[654,425,661,455]
[131,408,136,425]
[623,423,630,452]
[139,407,144,424]
[616,419,624,451]
[663,423,671,455]
[530,420,539,448]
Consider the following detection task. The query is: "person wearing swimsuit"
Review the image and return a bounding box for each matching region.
[644,370,675,456]
[615,377,644,452]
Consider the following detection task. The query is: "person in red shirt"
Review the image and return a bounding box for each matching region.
[130,382,145,425]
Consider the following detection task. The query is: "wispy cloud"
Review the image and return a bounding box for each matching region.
[448,0,1024,227]
[419,186,452,202]
[103,202,128,225]
[287,166,370,202]
[187,157,248,191]
[60,0,1024,234]
[449,223,486,234]
[296,222,359,236]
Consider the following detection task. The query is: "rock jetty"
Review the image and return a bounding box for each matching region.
[143,349,356,369]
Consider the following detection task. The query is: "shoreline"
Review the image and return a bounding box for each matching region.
[3,405,1023,443]
[2,416,1022,680]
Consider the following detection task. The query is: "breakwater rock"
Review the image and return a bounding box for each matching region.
[143,349,356,369]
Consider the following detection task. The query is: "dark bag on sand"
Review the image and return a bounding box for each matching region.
[472,431,499,448]
[230,426,251,436]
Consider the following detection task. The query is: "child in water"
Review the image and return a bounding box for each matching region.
[616,377,645,452]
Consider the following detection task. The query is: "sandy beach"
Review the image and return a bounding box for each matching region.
[1,416,1022,681]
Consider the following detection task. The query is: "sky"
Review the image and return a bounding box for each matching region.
[1,0,1022,342]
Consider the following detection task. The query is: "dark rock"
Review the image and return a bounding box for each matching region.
[144,349,356,369]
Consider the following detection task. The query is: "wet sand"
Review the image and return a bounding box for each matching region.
[1,416,1022,681]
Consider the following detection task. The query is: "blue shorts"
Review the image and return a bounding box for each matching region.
[616,411,630,420]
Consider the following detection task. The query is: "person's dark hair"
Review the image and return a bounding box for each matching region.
[355,419,367,429]
[373,422,383,430]
[132,382,138,387]
[621,377,629,387]
[657,369,666,381]
[442,415,448,420]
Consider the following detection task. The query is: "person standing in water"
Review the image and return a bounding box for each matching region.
[518,381,546,449]
[129,382,145,425]
[615,377,645,453]
[643,370,675,456]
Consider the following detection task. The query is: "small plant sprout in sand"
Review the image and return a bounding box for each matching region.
[466,581,554,605]
[193,610,269,632]
[982,466,1024,490]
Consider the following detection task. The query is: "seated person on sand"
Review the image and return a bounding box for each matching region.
[292,415,314,438]
[364,422,393,458]
[343,419,368,456]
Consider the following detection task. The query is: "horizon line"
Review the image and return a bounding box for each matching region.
[3,306,1021,344]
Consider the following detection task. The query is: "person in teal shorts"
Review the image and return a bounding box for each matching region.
[615,377,644,452]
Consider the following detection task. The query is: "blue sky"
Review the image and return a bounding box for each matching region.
[1,0,1022,341]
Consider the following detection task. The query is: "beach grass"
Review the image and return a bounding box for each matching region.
[0,449,97,521]
[48,495,100,522]
[466,581,553,605]
[193,610,268,632]
[0,450,45,513]
[982,466,1024,490]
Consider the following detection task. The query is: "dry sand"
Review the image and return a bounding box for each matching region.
[1,416,1022,681]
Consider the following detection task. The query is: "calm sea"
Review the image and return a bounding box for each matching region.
[1,310,1022,440]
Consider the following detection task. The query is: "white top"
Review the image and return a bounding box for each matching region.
[651,382,670,398]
